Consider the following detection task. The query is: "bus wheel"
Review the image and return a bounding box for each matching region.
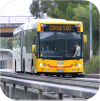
[45,74,49,76]
[62,74,66,77]
[32,70,39,75]
[32,70,34,75]
[57,74,60,77]
[34,73,39,75]
[32,71,37,75]
[32,68,39,75]
[71,73,78,78]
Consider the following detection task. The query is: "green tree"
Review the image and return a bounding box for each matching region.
[41,0,57,18]
[54,8,66,19]
[83,0,90,6]
[54,0,82,19]
[6,38,13,50]
[30,0,81,19]
[0,38,7,48]
[73,4,89,36]
[30,0,57,18]
[30,0,40,18]
[54,0,67,19]
[66,2,76,20]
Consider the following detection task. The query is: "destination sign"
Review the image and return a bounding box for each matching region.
[43,24,77,32]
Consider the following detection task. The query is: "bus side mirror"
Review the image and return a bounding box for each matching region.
[32,45,36,53]
[83,35,87,43]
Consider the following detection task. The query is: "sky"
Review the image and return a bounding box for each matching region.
[0,0,33,16]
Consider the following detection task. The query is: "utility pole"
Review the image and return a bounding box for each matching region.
[89,2,93,59]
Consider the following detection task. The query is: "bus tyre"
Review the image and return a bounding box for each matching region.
[71,73,78,77]
[32,71,38,75]
[45,74,49,76]
[31,59,34,74]
[32,66,38,75]
[62,74,66,77]
[57,74,60,77]
[32,66,34,75]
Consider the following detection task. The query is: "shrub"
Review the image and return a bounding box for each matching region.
[92,55,99,73]
[84,55,100,74]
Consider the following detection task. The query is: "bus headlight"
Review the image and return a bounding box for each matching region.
[40,63,43,66]
[78,64,81,67]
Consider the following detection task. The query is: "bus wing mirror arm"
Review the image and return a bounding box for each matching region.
[35,53,38,57]
[83,35,87,43]
[32,45,36,53]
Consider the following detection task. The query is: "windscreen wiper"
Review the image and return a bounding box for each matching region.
[42,56,48,60]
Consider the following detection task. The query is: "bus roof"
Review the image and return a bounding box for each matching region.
[13,19,82,35]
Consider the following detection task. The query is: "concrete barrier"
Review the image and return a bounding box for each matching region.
[0,83,58,100]
[0,83,85,101]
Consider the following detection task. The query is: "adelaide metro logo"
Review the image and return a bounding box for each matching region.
[57,61,64,66]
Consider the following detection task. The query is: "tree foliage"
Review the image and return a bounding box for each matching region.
[66,2,75,20]
[30,0,57,18]
[0,38,7,48]
[41,0,57,18]
[0,38,13,50]
[6,38,13,50]
[54,0,82,19]
[30,0,83,19]
[30,0,40,18]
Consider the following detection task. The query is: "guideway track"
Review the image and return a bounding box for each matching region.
[0,72,99,89]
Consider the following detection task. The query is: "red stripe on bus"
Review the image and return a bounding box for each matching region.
[48,64,73,68]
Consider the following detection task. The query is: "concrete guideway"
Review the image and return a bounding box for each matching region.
[0,75,98,99]
[72,77,100,83]
[0,71,99,89]
[84,74,100,79]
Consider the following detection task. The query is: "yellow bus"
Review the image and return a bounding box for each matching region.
[13,19,87,77]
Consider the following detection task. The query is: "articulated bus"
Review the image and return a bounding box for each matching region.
[13,19,87,77]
